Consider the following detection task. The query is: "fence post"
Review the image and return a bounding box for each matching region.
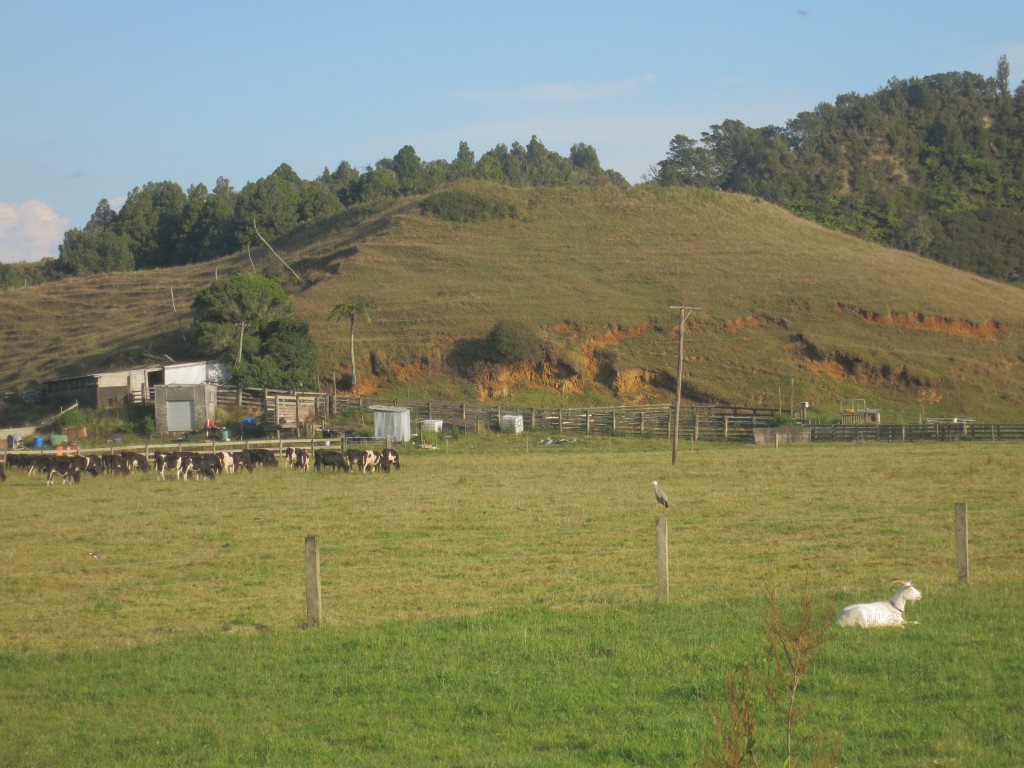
[955,503,969,584]
[305,535,322,626]
[656,515,669,603]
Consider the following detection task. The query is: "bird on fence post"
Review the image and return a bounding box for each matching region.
[651,480,670,509]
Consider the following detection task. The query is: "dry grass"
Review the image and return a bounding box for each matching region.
[2,183,1023,419]
[1,438,1020,652]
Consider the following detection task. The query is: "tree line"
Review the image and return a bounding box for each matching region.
[0,138,620,285]
[2,59,1021,289]
[653,56,1024,283]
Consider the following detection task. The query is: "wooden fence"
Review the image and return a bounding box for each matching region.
[213,386,1024,444]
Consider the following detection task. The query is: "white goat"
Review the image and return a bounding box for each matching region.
[836,580,923,628]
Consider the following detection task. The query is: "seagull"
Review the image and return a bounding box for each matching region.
[89,551,103,560]
[651,481,670,509]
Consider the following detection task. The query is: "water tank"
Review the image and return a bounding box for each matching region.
[500,414,524,434]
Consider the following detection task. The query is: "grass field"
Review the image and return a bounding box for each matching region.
[1,437,1022,766]
[3,183,1024,419]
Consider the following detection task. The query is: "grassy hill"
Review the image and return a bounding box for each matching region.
[2,182,1023,421]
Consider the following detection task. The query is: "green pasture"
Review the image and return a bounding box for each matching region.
[1,437,1022,766]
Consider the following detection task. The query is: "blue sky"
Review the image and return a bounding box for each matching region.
[2,0,1022,263]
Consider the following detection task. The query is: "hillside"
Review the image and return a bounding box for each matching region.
[2,182,1022,421]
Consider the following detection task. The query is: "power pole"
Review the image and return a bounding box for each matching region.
[671,304,700,465]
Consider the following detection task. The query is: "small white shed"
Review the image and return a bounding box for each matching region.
[371,406,411,442]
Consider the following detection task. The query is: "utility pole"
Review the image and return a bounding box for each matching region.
[671,304,700,465]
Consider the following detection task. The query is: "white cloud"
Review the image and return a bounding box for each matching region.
[0,201,69,264]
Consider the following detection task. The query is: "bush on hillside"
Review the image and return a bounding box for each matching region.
[419,190,518,223]
[485,321,543,365]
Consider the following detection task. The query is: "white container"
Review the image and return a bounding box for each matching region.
[421,419,444,433]
[500,414,524,434]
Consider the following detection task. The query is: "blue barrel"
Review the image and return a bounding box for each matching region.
[33,436,44,449]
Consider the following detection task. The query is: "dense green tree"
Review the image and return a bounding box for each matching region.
[298,182,343,223]
[450,141,476,180]
[473,152,505,183]
[327,161,362,204]
[235,317,319,389]
[195,179,238,258]
[569,143,601,174]
[115,181,187,268]
[87,199,118,230]
[192,271,294,366]
[657,134,715,187]
[233,173,301,246]
[392,145,425,194]
[57,226,134,276]
[657,57,1024,281]
[355,167,399,202]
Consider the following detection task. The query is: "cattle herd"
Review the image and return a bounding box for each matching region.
[2,446,400,485]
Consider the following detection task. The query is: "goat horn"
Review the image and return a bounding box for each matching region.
[890,578,910,586]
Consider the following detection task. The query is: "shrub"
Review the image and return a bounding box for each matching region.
[56,408,93,431]
[419,190,517,223]
[485,321,543,365]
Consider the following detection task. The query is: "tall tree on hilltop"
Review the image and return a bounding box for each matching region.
[116,181,187,268]
[327,300,377,389]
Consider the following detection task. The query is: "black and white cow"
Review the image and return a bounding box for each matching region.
[248,448,278,467]
[121,451,150,473]
[8,454,49,477]
[69,455,103,477]
[99,454,129,475]
[381,448,401,472]
[346,449,367,472]
[46,458,81,486]
[192,454,221,479]
[216,451,234,475]
[231,450,254,473]
[315,449,351,473]
[155,451,201,481]
[358,449,382,473]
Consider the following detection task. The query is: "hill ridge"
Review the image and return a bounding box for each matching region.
[2,183,1022,420]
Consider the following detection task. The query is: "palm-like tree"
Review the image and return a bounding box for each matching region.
[327,300,377,388]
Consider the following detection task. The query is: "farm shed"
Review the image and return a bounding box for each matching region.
[44,366,158,409]
[163,361,230,386]
[43,360,229,409]
[371,406,411,442]
[154,384,218,434]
